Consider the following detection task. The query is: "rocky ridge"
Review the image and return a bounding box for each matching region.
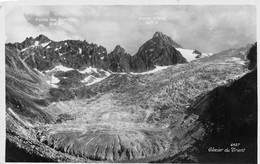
[7,31,214,74]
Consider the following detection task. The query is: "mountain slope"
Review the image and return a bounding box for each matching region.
[5,32,256,162]
[153,43,257,163]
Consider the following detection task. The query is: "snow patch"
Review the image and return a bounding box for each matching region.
[81,71,111,86]
[130,65,170,75]
[201,52,213,57]
[82,76,108,86]
[41,41,51,47]
[33,68,45,76]
[81,75,95,83]
[104,70,111,76]
[79,67,96,74]
[79,48,82,54]
[78,67,111,77]
[20,47,29,52]
[34,41,39,46]
[55,46,62,51]
[20,41,52,52]
[240,51,246,55]
[112,72,127,75]
[227,57,245,65]
[176,48,197,62]
[46,75,60,88]
[176,48,213,62]
[45,65,74,73]
[92,67,98,73]
[51,75,60,83]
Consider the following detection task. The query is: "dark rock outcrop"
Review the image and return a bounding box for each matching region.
[131,32,187,72]
[247,42,257,70]
[107,45,132,72]
[35,34,51,43]
[193,49,202,58]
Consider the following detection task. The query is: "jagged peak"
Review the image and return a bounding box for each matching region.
[193,49,202,55]
[151,31,182,48]
[114,45,123,49]
[152,31,165,39]
[152,31,172,40]
[35,34,51,43]
[112,45,126,54]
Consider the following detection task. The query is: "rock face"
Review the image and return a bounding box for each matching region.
[131,32,187,72]
[193,49,202,58]
[107,45,132,72]
[247,42,257,70]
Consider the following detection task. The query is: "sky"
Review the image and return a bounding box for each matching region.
[5,5,256,54]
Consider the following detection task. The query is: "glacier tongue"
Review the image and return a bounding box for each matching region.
[46,75,60,88]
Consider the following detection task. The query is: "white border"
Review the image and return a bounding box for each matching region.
[1,0,258,5]
[0,2,5,164]
[0,1,259,164]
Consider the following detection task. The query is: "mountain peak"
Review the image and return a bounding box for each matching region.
[35,34,51,43]
[151,31,182,48]
[113,45,125,54]
[152,31,171,40]
[153,31,164,38]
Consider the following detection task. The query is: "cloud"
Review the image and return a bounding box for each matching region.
[5,5,256,54]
